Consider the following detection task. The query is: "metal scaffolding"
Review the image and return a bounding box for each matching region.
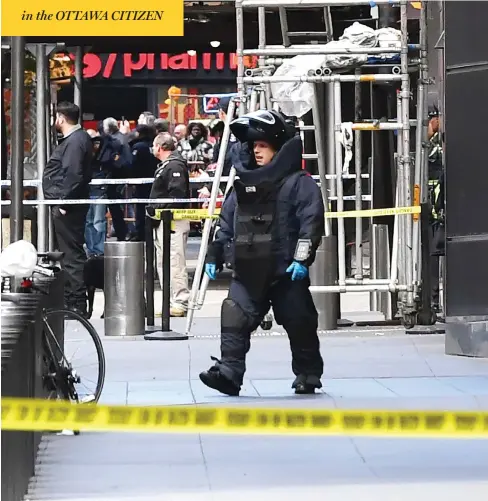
[186,0,431,333]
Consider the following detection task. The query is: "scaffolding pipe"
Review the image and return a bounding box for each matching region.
[352,122,404,131]
[412,51,425,283]
[185,99,237,335]
[310,284,407,293]
[257,8,266,70]
[323,7,334,42]
[257,7,273,109]
[236,5,246,108]
[259,88,266,108]
[326,83,336,197]
[36,45,48,251]
[390,177,400,286]
[278,7,290,47]
[249,88,259,112]
[354,70,363,279]
[10,37,25,243]
[243,46,418,57]
[195,168,238,310]
[396,92,406,291]
[243,74,403,84]
[400,0,415,311]
[414,1,430,287]
[333,80,346,287]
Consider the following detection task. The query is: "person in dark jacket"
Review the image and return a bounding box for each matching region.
[100,118,132,241]
[200,110,325,396]
[147,132,191,316]
[42,102,93,315]
[427,105,445,311]
[130,124,158,241]
[85,129,128,257]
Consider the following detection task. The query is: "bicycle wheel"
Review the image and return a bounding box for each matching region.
[42,308,106,403]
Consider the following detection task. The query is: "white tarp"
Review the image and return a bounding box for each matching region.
[270,23,402,118]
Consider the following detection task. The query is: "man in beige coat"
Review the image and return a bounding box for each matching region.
[147,132,191,317]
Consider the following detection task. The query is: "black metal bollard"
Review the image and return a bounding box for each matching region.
[144,211,188,341]
[161,211,171,332]
[145,216,155,328]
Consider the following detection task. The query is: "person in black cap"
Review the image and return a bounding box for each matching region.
[199,109,325,396]
[427,104,444,312]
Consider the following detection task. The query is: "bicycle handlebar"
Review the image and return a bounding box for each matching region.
[37,251,64,263]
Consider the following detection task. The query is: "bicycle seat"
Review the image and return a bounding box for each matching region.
[38,251,64,262]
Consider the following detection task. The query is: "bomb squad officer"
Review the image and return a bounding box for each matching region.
[199,110,325,396]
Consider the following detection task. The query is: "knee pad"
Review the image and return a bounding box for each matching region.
[221,298,254,334]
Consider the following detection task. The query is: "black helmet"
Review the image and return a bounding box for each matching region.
[428,105,439,118]
[230,109,295,151]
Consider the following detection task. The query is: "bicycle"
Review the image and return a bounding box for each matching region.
[1,251,106,405]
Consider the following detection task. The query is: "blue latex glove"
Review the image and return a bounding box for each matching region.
[286,261,308,281]
[205,263,217,280]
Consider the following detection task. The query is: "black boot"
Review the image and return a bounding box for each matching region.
[199,358,240,396]
[292,374,322,395]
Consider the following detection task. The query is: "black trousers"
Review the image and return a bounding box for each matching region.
[217,276,324,385]
[52,206,88,309]
[430,222,445,307]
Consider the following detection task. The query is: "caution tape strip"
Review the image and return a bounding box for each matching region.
[0,201,420,220]
[0,198,225,206]
[1,398,487,437]
[325,206,421,218]
[0,195,371,206]
[0,173,369,187]
[160,205,418,221]
[154,208,221,221]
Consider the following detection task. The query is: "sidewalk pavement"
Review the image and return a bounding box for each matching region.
[25,289,488,501]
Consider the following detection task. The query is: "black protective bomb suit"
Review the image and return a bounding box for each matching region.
[204,135,325,394]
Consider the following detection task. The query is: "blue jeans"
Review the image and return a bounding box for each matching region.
[85,193,107,256]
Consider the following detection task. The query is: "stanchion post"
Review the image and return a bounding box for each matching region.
[145,211,188,341]
[161,212,171,332]
[145,216,155,329]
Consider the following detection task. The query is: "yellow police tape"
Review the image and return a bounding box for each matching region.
[154,206,420,222]
[154,208,221,221]
[325,206,421,219]
[2,398,488,438]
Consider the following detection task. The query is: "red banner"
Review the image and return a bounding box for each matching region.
[70,52,259,79]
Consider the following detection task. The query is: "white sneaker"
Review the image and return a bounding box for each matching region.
[170,306,187,317]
